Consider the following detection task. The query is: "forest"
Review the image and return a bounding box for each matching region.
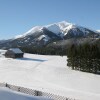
[67,43,100,74]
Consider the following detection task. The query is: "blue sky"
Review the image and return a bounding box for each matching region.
[0,0,100,39]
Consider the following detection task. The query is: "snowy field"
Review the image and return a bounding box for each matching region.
[0,50,100,100]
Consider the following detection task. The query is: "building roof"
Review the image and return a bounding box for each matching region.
[9,48,23,54]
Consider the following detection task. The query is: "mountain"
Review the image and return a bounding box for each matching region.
[0,21,99,49]
[15,21,99,39]
[97,30,100,33]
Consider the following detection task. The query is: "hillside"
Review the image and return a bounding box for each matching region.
[0,21,99,49]
[0,50,100,100]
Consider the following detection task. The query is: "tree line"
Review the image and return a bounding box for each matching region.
[20,46,67,56]
[66,43,100,74]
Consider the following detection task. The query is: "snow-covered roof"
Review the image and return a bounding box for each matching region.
[9,48,23,54]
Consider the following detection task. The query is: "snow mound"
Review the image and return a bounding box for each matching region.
[0,87,51,100]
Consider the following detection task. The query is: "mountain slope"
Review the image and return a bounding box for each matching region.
[0,21,99,49]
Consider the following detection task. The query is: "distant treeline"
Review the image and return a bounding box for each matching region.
[66,43,100,74]
[20,46,67,56]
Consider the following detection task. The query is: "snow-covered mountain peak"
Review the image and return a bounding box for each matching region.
[57,21,72,27]
[65,24,74,29]
[45,23,62,34]
[96,30,100,33]
[1,21,100,50]
[24,26,43,35]
[15,21,74,39]
[44,21,73,35]
[14,21,99,40]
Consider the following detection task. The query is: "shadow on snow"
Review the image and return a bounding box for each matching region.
[17,57,47,62]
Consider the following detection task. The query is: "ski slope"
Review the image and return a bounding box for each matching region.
[0,50,100,100]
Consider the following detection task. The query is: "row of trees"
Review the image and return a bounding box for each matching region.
[67,43,100,74]
[20,46,67,56]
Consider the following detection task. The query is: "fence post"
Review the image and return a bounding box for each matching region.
[35,90,42,96]
[35,90,38,96]
[18,87,20,92]
[5,83,10,89]
[5,83,7,87]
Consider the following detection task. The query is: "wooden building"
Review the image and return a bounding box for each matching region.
[5,48,24,58]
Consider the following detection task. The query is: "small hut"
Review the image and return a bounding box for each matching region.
[5,48,24,58]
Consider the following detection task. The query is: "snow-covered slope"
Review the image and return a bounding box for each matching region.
[0,21,99,49]
[0,87,51,100]
[0,50,100,100]
[45,21,91,37]
[15,26,43,39]
[97,30,100,33]
[44,21,72,37]
[38,34,50,42]
[14,21,71,38]
[15,21,97,39]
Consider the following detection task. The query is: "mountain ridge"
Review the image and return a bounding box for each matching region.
[0,21,100,49]
[14,21,99,39]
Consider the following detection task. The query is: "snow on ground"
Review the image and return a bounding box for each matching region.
[0,50,100,100]
[0,87,51,100]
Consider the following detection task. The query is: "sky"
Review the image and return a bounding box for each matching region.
[0,0,100,39]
